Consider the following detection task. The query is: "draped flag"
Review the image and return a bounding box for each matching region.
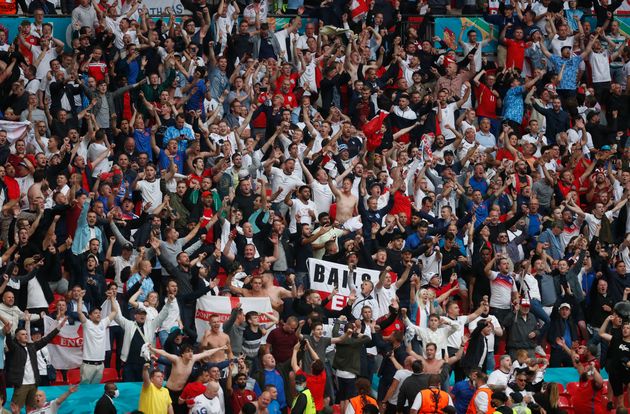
[195,296,273,334]
[350,0,368,22]
[43,316,83,370]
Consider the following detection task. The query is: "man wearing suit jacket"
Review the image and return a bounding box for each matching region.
[94,382,118,414]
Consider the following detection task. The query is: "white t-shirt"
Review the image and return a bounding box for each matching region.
[28,400,59,414]
[31,46,58,80]
[521,133,547,157]
[269,167,305,203]
[190,393,224,414]
[488,271,517,309]
[435,102,458,141]
[23,348,36,385]
[158,297,180,333]
[590,50,611,83]
[289,198,317,233]
[488,369,510,389]
[87,141,110,178]
[27,277,49,309]
[375,284,397,318]
[444,315,467,349]
[83,317,112,361]
[419,251,441,286]
[584,211,614,241]
[469,314,501,350]
[388,369,413,405]
[310,181,333,216]
[550,35,574,56]
[136,179,163,213]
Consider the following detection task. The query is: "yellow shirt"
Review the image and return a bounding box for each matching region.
[139,383,172,414]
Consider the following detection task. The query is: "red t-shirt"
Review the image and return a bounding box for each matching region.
[275,73,299,92]
[496,148,516,162]
[200,206,215,243]
[3,176,19,200]
[297,369,326,411]
[8,154,36,178]
[379,316,404,337]
[475,83,498,119]
[230,389,257,414]
[20,34,39,65]
[571,380,607,414]
[504,38,526,71]
[180,381,207,406]
[281,92,298,108]
[87,61,108,83]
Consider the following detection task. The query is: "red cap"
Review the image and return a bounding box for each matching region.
[201,191,212,198]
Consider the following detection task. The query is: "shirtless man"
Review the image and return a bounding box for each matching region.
[253,390,272,414]
[149,344,227,414]
[328,175,358,224]
[200,314,233,363]
[410,341,464,375]
[227,274,292,311]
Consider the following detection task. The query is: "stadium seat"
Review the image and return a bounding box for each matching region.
[67,368,81,384]
[558,393,572,408]
[101,368,119,383]
[52,370,66,386]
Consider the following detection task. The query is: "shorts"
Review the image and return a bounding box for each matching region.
[336,376,357,401]
[608,368,630,397]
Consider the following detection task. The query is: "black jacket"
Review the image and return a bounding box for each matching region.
[94,394,117,414]
[6,328,59,386]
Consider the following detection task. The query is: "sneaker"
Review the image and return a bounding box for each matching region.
[535,345,546,356]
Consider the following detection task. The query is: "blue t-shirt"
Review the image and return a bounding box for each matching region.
[134,128,152,161]
[549,55,583,90]
[452,379,476,414]
[263,370,286,408]
[157,149,184,173]
[185,78,207,114]
[503,85,526,124]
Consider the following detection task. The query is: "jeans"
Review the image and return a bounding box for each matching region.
[486,351,495,372]
[296,271,309,289]
[105,325,124,372]
[157,330,169,347]
[122,362,144,382]
[528,298,550,344]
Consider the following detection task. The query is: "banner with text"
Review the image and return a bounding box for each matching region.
[195,296,273,334]
[307,258,381,310]
[44,316,83,370]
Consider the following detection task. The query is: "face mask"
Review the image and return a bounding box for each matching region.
[296,385,305,392]
[112,390,120,398]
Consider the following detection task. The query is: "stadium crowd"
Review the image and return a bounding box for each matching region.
[1,0,630,413]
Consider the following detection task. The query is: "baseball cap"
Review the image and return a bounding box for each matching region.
[600,145,611,151]
[559,303,571,310]
[338,143,349,152]
[170,326,184,336]
[295,374,307,384]
[31,327,42,335]
[201,190,212,198]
